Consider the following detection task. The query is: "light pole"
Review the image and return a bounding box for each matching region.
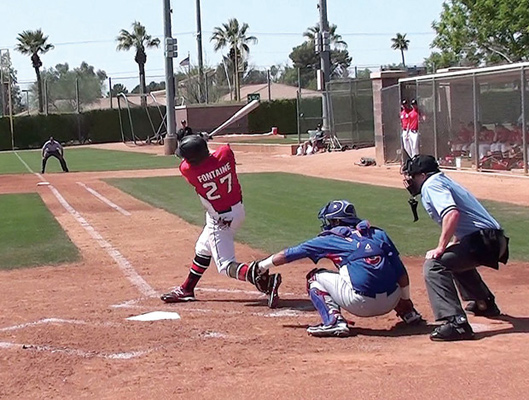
[196,0,205,103]
[318,0,331,132]
[163,0,177,155]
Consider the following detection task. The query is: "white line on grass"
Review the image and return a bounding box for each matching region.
[13,151,157,298]
[76,182,131,216]
[0,341,150,359]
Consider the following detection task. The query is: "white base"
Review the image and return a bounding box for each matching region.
[37,182,50,186]
[127,311,181,321]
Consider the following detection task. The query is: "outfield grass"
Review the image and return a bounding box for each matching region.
[0,194,80,270]
[106,172,529,260]
[0,148,176,174]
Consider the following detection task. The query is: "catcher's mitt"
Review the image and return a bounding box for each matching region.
[248,261,270,294]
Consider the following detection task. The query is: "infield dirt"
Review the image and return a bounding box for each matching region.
[0,143,528,400]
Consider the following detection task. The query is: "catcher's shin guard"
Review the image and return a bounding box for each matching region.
[308,285,342,326]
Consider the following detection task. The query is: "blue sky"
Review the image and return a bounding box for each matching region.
[3,0,445,87]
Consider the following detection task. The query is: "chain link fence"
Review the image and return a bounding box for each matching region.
[297,78,374,148]
[326,79,374,148]
[383,63,529,174]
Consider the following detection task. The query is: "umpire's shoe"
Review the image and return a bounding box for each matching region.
[267,273,282,309]
[430,315,474,341]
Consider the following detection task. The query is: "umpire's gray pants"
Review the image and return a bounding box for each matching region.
[423,241,494,321]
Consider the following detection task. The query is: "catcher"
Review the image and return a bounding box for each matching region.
[249,200,423,337]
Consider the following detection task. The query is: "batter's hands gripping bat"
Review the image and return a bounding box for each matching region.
[207,100,260,138]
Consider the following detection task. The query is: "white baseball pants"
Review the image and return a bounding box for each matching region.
[195,202,245,274]
[402,130,420,158]
[312,269,402,317]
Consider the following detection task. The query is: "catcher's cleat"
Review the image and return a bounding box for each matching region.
[160,286,196,303]
[401,308,424,325]
[465,300,501,317]
[267,273,282,309]
[307,318,349,338]
[430,316,474,342]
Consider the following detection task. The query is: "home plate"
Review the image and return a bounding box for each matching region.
[127,311,181,321]
[37,182,50,186]
[470,321,511,333]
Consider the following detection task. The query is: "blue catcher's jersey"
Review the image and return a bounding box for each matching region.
[284,223,406,296]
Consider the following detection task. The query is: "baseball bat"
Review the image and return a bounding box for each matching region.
[208,100,260,138]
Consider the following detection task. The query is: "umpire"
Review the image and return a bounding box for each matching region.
[403,155,509,341]
[41,136,69,173]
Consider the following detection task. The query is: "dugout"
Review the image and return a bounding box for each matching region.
[378,63,529,174]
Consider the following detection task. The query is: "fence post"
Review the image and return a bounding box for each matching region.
[44,79,48,116]
[109,77,113,109]
[472,73,479,169]
[432,77,438,159]
[75,78,80,114]
[297,67,301,143]
[349,80,354,142]
[522,67,528,174]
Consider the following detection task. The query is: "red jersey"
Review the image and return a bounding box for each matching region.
[180,145,243,212]
[407,108,419,131]
[400,109,409,130]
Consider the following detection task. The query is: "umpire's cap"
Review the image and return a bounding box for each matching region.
[176,134,209,165]
[403,155,440,176]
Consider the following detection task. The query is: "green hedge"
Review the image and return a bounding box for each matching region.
[0,107,166,150]
[248,99,298,134]
[0,101,297,150]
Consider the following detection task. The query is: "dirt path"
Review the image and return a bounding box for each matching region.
[0,144,528,399]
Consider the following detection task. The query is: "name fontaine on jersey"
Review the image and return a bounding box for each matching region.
[196,163,231,183]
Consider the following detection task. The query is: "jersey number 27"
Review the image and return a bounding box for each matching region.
[202,173,232,200]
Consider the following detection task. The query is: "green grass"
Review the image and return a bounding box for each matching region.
[106,172,529,261]
[0,148,176,174]
[0,194,80,270]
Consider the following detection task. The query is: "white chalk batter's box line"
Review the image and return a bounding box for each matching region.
[76,181,132,216]
[0,341,151,360]
[0,318,119,332]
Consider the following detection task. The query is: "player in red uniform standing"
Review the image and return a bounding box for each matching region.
[161,134,282,308]
[403,99,420,158]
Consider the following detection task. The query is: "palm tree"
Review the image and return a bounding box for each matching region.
[211,18,257,102]
[15,29,54,113]
[391,33,410,67]
[303,24,348,50]
[116,21,160,106]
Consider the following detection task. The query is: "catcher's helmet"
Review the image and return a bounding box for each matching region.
[318,200,360,230]
[176,134,209,165]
